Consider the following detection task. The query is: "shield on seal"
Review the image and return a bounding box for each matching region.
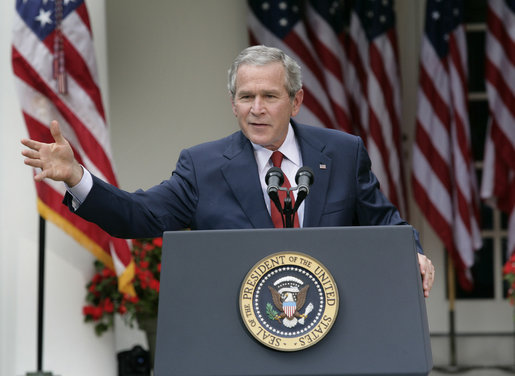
[283,300,296,319]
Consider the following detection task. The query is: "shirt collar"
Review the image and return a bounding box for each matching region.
[251,123,301,175]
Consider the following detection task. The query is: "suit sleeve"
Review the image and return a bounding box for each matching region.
[354,138,424,253]
[63,149,199,239]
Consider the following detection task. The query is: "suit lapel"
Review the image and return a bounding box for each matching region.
[220,132,274,228]
[295,124,332,228]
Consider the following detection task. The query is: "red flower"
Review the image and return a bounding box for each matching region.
[149,279,160,292]
[92,273,103,284]
[139,260,150,269]
[103,298,114,313]
[118,304,127,314]
[82,306,93,316]
[103,267,117,278]
[139,280,148,289]
[122,293,139,304]
[152,238,163,247]
[93,306,103,319]
[83,305,103,320]
[157,263,161,273]
[503,261,515,275]
[143,243,155,252]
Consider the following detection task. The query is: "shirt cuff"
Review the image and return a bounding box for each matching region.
[65,166,93,210]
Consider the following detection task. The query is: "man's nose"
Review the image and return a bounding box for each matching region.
[250,96,265,114]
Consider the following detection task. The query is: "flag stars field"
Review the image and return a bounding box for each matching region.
[35,8,52,27]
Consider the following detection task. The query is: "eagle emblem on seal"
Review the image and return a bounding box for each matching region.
[267,276,314,328]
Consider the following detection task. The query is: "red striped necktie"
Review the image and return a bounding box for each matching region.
[270,151,299,228]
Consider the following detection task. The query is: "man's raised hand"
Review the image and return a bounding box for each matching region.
[21,120,83,187]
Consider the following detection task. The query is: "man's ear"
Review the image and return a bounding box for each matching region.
[230,93,237,117]
[291,89,304,117]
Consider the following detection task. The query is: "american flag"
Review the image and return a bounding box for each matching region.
[412,0,481,290]
[481,0,515,260]
[12,0,135,295]
[247,0,407,217]
[346,0,406,216]
[248,0,352,133]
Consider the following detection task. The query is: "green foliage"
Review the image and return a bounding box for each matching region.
[266,302,279,320]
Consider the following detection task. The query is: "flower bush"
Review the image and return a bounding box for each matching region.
[83,238,162,335]
[504,253,515,305]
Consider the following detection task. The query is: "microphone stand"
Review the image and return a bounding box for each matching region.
[283,190,294,228]
[267,166,314,228]
[279,187,303,228]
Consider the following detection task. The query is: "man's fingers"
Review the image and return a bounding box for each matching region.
[50,120,66,144]
[21,148,39,159]
[21,137,42,151]
[23,157,40,168]
[423,269,433,297]
[34,169,48,182]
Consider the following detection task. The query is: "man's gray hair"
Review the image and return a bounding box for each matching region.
[228,45,302,100]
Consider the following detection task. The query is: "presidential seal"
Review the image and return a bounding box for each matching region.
[239,252,339,351]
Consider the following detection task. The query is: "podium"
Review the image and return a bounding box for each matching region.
[154,226,432,376]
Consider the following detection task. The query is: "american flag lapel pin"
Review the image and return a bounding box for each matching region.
[319,163,327,170]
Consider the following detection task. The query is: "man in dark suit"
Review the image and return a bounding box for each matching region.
[21,45,435,296]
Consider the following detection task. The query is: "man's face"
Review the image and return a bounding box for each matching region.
[231,63,303,151]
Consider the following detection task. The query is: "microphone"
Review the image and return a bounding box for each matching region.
[265,167,284,214]
[265,167,284,195]
[295,166,314,196]
[293,166,314,211]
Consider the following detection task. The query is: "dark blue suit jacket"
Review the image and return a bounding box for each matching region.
[66,122,421,251]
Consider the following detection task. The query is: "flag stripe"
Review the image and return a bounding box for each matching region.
[302,87,338,130]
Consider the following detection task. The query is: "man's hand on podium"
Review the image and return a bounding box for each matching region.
[418,253,435,298]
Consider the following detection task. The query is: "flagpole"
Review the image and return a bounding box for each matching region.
[37,215,45,371]
[26,216,54,376]
[447,252,457,368]
[432,252,465,373]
